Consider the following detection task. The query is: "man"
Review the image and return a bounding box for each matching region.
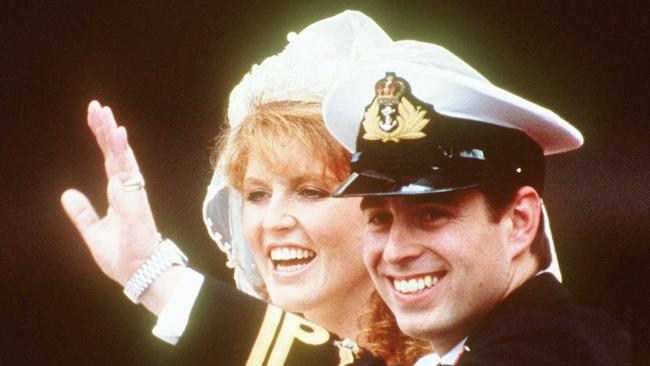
[321,62,632,364]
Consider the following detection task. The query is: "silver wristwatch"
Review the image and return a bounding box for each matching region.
[123,238,188,304]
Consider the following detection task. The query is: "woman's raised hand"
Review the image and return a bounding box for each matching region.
[61,101,160,287]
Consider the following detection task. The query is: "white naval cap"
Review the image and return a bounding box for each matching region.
[317,15,583,282]
[323,60,584,156]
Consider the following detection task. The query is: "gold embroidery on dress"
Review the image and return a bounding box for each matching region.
[267,313,330,365]
[334,338,362,366]
[246,305,331,366]
[246,306,283,366]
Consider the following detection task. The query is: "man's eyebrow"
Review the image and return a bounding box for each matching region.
[402,192,461,207]
[360,196,384,211]
[360,191,462,210]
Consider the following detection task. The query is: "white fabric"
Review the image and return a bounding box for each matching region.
[227,10,394,128]
[152,268,205,345]
[323,61,583,155]
[541,201,562,281]
[414,338,467,366]
[414,353,441,366]
[203,164,265,298]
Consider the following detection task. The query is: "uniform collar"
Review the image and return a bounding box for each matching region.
[414,338,467,366]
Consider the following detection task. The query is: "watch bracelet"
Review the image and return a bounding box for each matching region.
[123,238,188,304]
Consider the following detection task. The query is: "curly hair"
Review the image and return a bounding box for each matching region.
[214,100,351,191]
[358,291,432,365]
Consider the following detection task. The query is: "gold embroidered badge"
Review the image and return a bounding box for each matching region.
[362,73,430,143]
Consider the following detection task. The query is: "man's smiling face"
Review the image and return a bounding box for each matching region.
[361,189,516,350]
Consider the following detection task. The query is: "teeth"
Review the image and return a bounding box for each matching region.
[270,247,316,261]
[408,279,417,292]
[276,264,306,272]
[393,274,439,294]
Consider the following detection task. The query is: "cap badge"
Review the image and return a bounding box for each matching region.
[362,72,430,143]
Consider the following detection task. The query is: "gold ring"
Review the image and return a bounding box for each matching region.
[122,173,146,191]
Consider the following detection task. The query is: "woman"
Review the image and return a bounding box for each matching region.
[62,10,429,365]
[200,10,436,363]
[206,100,430,363]
[212,101,372,337]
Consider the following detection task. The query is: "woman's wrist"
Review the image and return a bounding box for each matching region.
[140,266,193,316]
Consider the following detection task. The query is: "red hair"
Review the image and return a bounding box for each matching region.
[358,291,432,365]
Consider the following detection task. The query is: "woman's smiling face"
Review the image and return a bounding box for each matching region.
[241,151,372,319]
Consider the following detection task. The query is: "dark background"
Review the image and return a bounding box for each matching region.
[3,1,648,364]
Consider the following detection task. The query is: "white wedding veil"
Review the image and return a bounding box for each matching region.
[202,11,397,298]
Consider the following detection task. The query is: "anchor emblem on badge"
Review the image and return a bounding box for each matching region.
[361,72,431,143]
[379,105,397,132]
[376,74,402,132]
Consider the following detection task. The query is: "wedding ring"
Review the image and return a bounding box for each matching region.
[122,173,146,191]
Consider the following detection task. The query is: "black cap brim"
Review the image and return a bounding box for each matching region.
[333,161,506,197]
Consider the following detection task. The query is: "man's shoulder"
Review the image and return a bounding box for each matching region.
[486,273,629,340]
[461,274,631,366]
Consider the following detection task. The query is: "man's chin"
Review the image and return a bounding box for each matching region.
[395,314,437,340]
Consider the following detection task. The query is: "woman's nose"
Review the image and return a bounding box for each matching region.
[262,194,297,232]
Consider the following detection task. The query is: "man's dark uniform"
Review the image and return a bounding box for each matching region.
[164,274,630,365]
[459,273,631,365]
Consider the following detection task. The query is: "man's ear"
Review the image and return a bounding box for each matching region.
[506,186,541,259]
